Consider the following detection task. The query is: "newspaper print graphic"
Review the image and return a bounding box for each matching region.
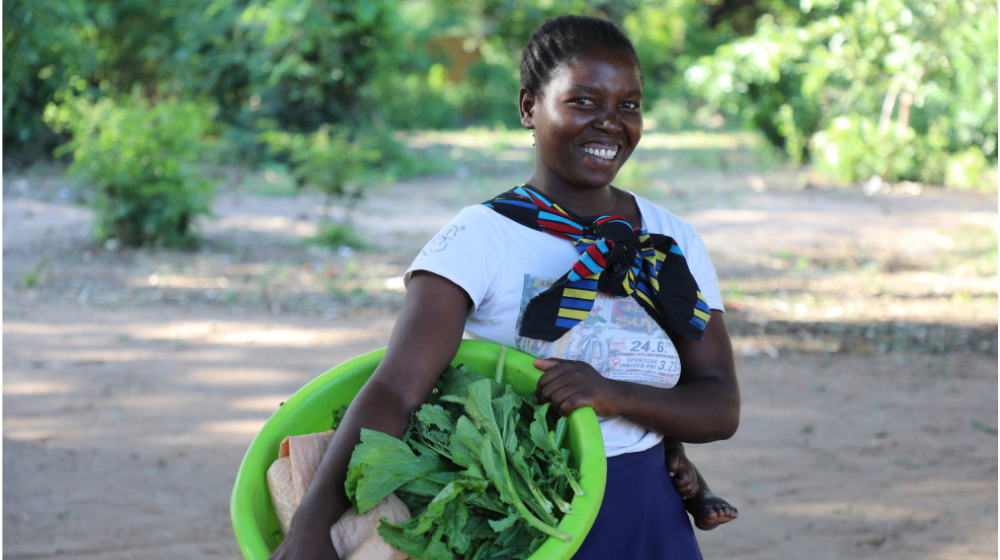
[515,274,681,389]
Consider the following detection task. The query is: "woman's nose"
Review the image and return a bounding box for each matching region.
[593,109,623,132]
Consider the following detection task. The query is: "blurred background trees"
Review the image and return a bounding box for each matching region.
[4,0,997,245]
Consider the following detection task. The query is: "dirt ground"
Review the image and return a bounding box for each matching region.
[3,135,997,559]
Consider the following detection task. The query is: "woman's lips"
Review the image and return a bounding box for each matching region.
[581,142,619,161]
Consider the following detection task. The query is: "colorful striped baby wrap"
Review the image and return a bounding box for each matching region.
[484,185,711,342]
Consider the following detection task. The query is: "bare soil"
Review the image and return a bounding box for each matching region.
[3,142,997,560]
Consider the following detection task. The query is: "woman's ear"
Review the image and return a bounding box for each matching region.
[519,88,536,130]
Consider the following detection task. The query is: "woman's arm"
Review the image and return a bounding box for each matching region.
[269,271,472,560]
[534,310,739,443]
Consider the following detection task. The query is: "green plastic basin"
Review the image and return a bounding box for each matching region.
[230,339,607,560]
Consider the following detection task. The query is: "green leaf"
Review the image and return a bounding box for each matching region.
[530,405,584,497]
[379,479,488,560]
[347,428,448,513]
[416,403,455,432]
[487,511,519,533]
[449,415,485,469]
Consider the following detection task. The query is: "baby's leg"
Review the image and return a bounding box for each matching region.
[662,439,739,531]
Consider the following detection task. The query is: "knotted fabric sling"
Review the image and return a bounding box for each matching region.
[484,185,711,342]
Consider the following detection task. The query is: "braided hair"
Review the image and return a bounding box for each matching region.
[520,15,642,96]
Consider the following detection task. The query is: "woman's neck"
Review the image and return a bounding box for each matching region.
[526,174,618,217]
[525,175,641,229]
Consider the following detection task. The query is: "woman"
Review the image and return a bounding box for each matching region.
[271,15,739,560]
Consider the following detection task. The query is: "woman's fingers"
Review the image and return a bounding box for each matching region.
[537,366,580,400]
[534,358,622,416]
[548,385,591,416]
[534,359,575,402]
[536,361,595,401]
[533,358,560,371]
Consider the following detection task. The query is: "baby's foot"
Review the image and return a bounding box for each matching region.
[686,490,738,531]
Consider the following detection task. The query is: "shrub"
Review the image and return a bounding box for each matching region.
[313,222,366,250]
[260,125,382,211]
[45,94,214,247]
[810,114,950,184]
[3,0,94,162]
[261,124,447,251]
[238,0,410,132]
[945,147,994,191]
[687,0,998,182]
[260,124,439,204]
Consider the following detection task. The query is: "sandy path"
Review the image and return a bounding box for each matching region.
[3,306,395,559]
[3,305,995,559]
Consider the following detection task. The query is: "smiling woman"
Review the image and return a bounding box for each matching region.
[518,19,645,226]
[269,15,739,560]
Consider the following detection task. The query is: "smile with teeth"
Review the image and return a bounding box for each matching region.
[583,145,618,160]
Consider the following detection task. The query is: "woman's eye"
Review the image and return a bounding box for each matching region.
[572,98,596,107]
[621,101,640,110]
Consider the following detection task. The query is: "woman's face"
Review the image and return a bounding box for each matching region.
[520,46,643,192]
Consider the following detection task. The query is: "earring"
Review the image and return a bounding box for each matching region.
[532,132,535,147]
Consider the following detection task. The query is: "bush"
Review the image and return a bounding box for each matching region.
[260,125,383,210]
[945,147,994,191]
[261,124,441,206]
[312,222,366,250]
[3,0,94,162]
[45,94,214,247]
[810,114,950,184]
[238,0,411,132]
[687,0,998,181]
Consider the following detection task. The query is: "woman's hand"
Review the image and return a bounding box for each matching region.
[536,311,739,444]
[533,358,626,417]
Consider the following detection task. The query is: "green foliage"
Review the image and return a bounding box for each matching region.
[458,53,523,129]
[345,363,581,559]
[312,222,367,250]
[45,94,214,247]
[3,0,95,157]
[372,62,464,130]
[262,124,440,249]
[687,0,998,184]
[945,147,994,191]
[330,403,349,430]
[11,0,997,195]
[239,0,412,131]
[810,114,950,184]
[261,125,442,207]
[261,125,382,207]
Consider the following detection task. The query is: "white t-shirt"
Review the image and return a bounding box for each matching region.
[405,192,724,457]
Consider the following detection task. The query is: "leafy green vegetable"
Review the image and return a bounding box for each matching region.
[345,430,450,513]
[330,403,348,430]
[346,363,583,560]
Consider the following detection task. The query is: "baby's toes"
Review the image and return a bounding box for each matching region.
[702,506,719,520]
[716,504,738,519]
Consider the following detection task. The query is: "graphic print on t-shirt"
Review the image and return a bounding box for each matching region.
[421,224,466,256]
[515,274,681,389]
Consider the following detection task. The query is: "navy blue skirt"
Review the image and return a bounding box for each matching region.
[572,442,703,560]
